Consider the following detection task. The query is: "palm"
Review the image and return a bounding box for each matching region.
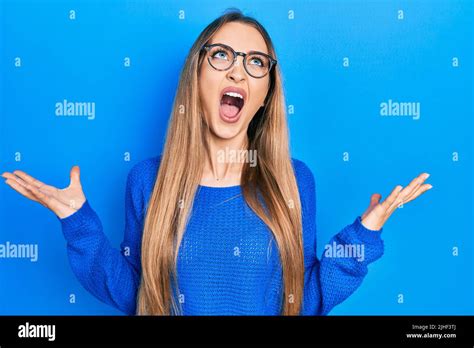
[1,166,86,219]
[42,182,85,210]
[360,172,432,231]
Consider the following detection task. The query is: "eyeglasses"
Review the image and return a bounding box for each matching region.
[201,43,277,79]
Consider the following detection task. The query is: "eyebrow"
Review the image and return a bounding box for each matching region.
[209,41,269,55]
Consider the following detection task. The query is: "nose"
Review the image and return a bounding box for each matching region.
[227,55,246,82]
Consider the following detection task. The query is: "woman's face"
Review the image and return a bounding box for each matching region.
[199,22,271,141]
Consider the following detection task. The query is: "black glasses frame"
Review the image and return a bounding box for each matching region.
[201,43,277,79]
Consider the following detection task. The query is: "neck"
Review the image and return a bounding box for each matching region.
[201,130,248,187]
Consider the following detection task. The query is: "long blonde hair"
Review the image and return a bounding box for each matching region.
[137,9,304,315]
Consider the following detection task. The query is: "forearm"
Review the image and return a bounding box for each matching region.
[306,216,384,315]
[59,200,140,315]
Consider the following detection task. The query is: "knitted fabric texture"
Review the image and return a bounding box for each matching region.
[58,156,384,315]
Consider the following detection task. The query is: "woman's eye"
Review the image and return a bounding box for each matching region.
[249,57,264,67]
[212,50,228,60]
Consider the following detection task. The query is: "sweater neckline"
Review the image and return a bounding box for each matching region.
[195,185,243,204]
[197,184,242,194]
[198,184,241,189]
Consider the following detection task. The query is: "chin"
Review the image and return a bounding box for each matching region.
[210,122,242,140]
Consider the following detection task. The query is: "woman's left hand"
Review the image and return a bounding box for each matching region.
[360,172,432,231]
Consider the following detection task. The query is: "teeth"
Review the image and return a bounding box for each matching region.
[224,91,244,100]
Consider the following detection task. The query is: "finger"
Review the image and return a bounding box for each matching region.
[12,170,47,190]
[387,197,404,215]
[380,185,403,212]
[389,176,433,210]
[387,183,433,216]
[69,166,82,187]
[399,173,430,202]
[367,193,382,212]
[36,184,59,196]
[2,172,30,188]
[361,193,382,220]
[403,183,432,204]
[4,178,42,204]
[404,175,431,203]
[387,187,410,212]
[370,193,382,206]
[25,181,65,213]
[3,172,59,197]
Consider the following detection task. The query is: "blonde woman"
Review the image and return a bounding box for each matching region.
[2,9,431,316]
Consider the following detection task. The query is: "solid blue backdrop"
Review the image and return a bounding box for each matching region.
[0,0,472,314]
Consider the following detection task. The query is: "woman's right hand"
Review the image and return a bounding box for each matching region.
[1,166,87,219]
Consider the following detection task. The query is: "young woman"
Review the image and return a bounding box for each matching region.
[2,10,431,316]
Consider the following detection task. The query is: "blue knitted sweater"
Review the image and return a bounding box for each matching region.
[58,156,384,315]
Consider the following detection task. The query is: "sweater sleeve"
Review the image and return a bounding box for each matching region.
[57,164,145,315]
[294,160,385,316]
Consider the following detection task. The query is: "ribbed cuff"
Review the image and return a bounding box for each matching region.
[351,215,383,244]
[57,200,102,242]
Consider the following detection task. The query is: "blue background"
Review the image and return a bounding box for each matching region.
[0,0,472,315]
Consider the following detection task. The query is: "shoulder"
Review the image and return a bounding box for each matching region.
[291,158,318,262]
[124,155,162,217]
[290,157,316,189]
[290,157,317,215]
[126,155,162,202]
[127,155,162,183]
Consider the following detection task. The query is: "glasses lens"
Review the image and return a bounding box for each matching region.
[207,45,234,70]
[245,53,271,78]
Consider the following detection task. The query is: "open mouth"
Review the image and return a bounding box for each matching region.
[219,91,245,120]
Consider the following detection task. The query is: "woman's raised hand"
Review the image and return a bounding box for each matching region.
[360,172,432,231]
[1,166,86,219]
